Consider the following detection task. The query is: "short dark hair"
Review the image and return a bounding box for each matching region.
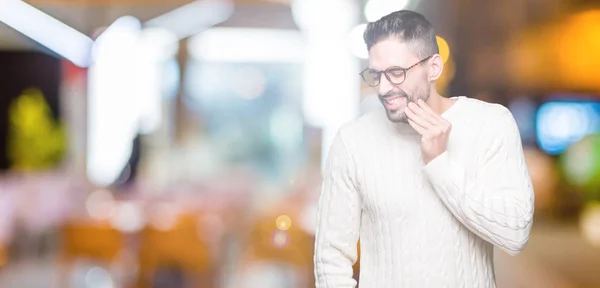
[363,10,439,59]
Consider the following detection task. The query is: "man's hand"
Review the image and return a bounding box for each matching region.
[405,99,452,164]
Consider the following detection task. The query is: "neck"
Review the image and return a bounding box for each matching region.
[425,91,454,115]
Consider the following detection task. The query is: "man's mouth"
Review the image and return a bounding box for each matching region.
[382,96,407,110]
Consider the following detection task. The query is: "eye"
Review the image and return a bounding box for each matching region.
[387,68,405,77]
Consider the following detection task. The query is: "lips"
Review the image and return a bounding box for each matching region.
[382,96,407,110]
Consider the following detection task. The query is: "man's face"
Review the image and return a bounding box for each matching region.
[368,38,431,123]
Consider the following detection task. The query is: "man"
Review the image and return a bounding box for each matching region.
[313,10,534,288]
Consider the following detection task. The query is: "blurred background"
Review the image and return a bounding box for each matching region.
[0,0,599,287]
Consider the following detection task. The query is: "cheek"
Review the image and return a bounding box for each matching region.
[410,76,429,92]
[401,81,427,100]
[398,79,419,96]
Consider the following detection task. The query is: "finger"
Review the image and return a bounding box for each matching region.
[411,101,453,136]
[405,106,432,129]
[407,118,428,135]
[408,102,437,126]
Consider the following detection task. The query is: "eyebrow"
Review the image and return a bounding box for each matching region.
[367,65,407,71]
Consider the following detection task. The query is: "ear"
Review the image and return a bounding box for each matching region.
[428,54,444,81]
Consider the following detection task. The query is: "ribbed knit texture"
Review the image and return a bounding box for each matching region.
[314,96,535,288]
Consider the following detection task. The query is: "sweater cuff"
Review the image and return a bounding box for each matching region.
[422,151,453,186]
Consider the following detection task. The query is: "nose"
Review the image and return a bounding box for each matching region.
[377,75,394,96]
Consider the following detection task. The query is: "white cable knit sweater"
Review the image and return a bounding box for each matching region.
[314,96,535,288]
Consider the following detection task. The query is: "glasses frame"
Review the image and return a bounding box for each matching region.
[359,55,433,87]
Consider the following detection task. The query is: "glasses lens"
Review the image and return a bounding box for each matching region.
[361,70,380,86]
[385,68,406,85]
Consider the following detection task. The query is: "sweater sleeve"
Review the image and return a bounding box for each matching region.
[314,128,362,288]
[422,108,534,256]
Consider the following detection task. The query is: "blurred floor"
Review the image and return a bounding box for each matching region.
[495,220,600,288]
[1,220,599,288]
[0,256,59,288]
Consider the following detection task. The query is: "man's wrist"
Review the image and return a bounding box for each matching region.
[424,150,447,165]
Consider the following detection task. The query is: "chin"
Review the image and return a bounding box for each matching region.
[385,110,409,123]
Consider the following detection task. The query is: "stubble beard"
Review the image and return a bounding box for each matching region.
[382,85,430,123]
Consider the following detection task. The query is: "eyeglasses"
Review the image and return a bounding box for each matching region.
[359,55,433,87]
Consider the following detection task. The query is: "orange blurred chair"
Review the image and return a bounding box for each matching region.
[236,212,315,288]
[60,220,125,287]
[136,212,214,288]
[0,244,7,269]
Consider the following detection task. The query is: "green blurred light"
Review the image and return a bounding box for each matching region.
[560,134,600,199]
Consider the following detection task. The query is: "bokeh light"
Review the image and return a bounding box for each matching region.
[556,10,600,90]
[348,24,368,59]
[561,134,600,195]
[85,189,116,220]
[580,202,600,248]
[276,214,292,231]
[436,35,450,63]
[271,230,290,249]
